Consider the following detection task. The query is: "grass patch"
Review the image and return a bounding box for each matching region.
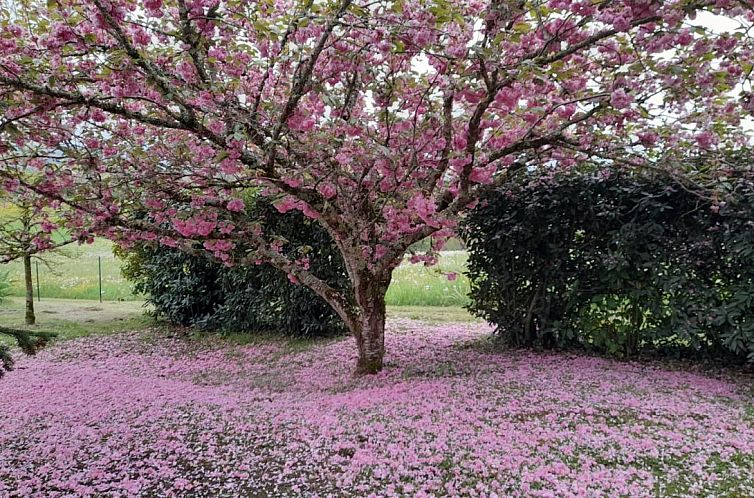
[457,333,508,354]
[385,251,470,307]
[2,239,140,301]
[0,295,476,355]
[745,404,754,425]
[387,305,479,323]
[200,329,341,355]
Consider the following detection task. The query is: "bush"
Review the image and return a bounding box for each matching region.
[119,201,351,337]
[463,171,754,363]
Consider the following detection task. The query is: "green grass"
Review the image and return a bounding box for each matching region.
[1,239,140,301]
[385,251,470,307]
[0,297,475,353]
[387,305,478,323]
[1,239,472,307]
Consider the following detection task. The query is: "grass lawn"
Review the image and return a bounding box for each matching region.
[0,296,477,347]
[386,251,470,307]
[1,239,139,301]
[0,297,482,381]
[387,304,478,323]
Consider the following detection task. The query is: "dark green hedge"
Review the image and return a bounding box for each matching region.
[119,201,350,337]
[463,171,754,363]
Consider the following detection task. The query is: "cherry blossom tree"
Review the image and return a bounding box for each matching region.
[1,0,753,373]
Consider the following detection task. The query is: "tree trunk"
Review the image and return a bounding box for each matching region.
[627,304,641,357]
[23,255,35,325]
[352,270,391,375]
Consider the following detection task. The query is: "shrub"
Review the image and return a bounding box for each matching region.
[118,200,350,337]
[463,171,754,363]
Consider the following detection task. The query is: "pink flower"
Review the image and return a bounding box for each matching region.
[284,177,302,188]
[469,167,494,184]
[226,198,245,212]
[696,131,716,149]
[318,183,337,199]
[274,197,300,214]
[144,0,162,12]
[638,132,658,146]
[610,89,634,109]
[207,120,225,135]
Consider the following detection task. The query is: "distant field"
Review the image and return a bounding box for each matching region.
[1,239,139,301]
[1,239,471,307]
[385,251,470,307]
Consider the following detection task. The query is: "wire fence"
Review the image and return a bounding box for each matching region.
[2,242,140,302]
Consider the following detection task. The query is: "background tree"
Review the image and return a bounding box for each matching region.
[1,0,753,373]
[116,197,351,337]
[0,176,73,324]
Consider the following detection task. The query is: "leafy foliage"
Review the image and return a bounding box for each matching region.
[119,201,350,338]
[463,171,754,363]
[2,0,754,372]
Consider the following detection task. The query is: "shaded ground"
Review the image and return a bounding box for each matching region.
[0,297,151,341]
[1,314,753,497]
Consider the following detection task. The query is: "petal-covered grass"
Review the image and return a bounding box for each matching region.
[1,320,753,497]
[0,297,152,342]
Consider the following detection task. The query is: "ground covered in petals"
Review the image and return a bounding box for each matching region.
[1,319,753,497]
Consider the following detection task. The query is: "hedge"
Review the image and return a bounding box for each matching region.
[463,171,754,363]
[118,201,351,338]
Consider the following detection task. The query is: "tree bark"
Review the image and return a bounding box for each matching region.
[352,270,392,375]
[261,244,396,375]
[23,254,35,325]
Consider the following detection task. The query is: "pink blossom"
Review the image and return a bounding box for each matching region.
[469,166,494,184]
[318,183,337,199]
[696,131,717,149]
[144,0,162,12]
[610,89,634,109]
[274,197,299,214]
[226,198,245,212]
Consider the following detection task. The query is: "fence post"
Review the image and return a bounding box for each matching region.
[35,261,40,302]
[98,256,103,303]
